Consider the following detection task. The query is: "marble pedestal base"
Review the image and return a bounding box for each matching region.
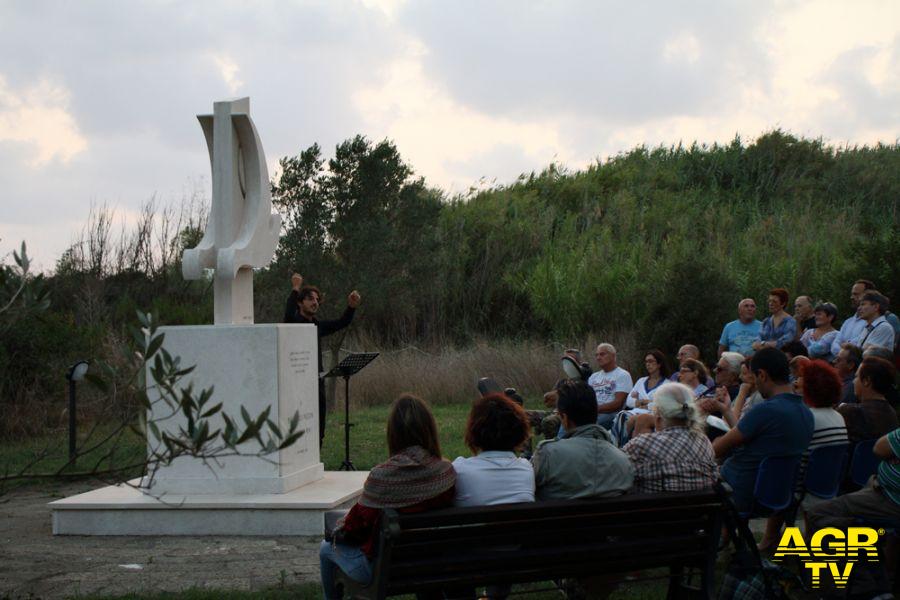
[49,471,366,536]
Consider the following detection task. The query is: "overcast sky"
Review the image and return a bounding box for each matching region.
[1,0,898,271]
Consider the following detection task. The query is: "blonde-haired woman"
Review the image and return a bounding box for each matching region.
[622,383,719,494]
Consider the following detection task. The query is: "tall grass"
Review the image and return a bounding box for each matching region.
[335,332,644,409]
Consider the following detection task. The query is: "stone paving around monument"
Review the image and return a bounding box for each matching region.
[1,482,322,599]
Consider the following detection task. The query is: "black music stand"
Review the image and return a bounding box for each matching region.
[324,352,379,471]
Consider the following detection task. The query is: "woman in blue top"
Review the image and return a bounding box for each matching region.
[753,288,798,351]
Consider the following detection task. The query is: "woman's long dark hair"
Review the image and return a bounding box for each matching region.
[387,393,442,457]
[646,349,671,379]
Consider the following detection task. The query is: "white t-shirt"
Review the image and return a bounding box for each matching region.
[588,367,633,408]
[452,451,535,507]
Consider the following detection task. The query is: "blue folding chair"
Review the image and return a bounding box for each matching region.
[849,439,881,488]
[784,444,850,526]
[804,443,850,499]
[741,455,801,519]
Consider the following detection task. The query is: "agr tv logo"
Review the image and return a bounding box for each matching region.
[772,527,882,588]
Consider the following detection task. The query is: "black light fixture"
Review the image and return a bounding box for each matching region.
[66,360,89,461]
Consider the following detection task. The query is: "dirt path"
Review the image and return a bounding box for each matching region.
[0,482,322,599]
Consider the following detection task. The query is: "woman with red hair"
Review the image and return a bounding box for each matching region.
[800,360,849,453]
[758,360,848,551]
[453,393,535,507]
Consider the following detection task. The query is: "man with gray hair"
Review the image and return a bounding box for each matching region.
[589,343,633,429]
[717,299,761,358]
[831,279,875,357]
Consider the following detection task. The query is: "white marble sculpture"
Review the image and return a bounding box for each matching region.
[182,97,282,325]
[49,97,365,535]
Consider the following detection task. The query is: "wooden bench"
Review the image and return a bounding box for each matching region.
[336,487,728,599]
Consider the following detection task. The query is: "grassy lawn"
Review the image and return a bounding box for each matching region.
[3,393,550,476]
[320,401,483,470]
[0,423,146,493]
[0,401,485,487]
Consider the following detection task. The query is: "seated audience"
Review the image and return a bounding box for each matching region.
[854,290,896,351]
[609,350,670,445]
[758,359,848,551]
[864,345,895,362]
[453,393,535,507]
[640,352,732,441]
[732,358,765,420]
[862,345,900,414]
[831,279,875,357]
[700,357,764,429]
[753,288,798,351]
[714,352,744,398]
[319,394,456,599]
[669,344,715,387]
[782,340,808,361]
[834,343,863,404]
[800,360,850,456]
[806,427,900,598]
[453,393,533,600]
[800,302,839,362]
[532,379,634,500]
[793,295,816,335]
[718,298,762,358]
[697,351,743,420]
[837,356,899,443]
[622,383,718,493]
[677,358,711,398]
[789,355,810,393]
[698,352,744,437]
[713,348,814,514]
[627,349,670,410]
[589,343,633,429]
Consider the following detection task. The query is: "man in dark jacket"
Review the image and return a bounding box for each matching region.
[284,273,361,446]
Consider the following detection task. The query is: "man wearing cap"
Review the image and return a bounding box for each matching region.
[800,302,839,362]
[718,298,762,358]
[855,290,895,351]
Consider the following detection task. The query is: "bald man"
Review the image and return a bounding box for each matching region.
[669,344,716,388]
[589,343,633,429]
[717,298,762,357]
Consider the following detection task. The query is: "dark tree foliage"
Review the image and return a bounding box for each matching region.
[272,136,443,343]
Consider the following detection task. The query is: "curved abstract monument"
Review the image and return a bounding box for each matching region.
[50,98,365,535]
[183,97,282,324]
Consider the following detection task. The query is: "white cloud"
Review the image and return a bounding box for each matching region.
[210,54,244,95]
[353,40,570,192]
[0,75,87,166]
[663,32,702,65]
[358,0,408,20]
